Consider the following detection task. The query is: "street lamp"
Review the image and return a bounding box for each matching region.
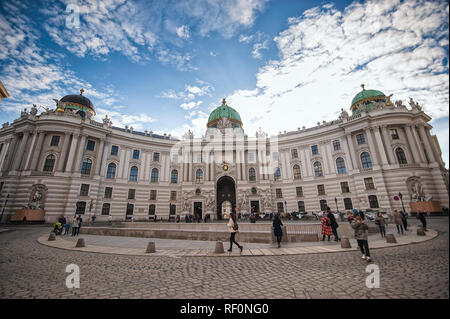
[398,192,406,214]
[334,197,338,212]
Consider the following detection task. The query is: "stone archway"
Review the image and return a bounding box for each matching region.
[216,176,236,220]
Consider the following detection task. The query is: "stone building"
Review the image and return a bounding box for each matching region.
[0,86,448,223]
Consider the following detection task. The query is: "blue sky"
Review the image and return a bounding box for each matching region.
[0,0,448,166]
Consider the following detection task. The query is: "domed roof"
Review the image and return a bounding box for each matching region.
[207,99,242,128]
[350,84,385,111]
[60,89,94,110]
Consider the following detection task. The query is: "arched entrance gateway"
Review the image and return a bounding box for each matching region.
[216,176,236,220]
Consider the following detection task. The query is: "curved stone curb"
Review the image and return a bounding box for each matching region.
[36,227,438,258]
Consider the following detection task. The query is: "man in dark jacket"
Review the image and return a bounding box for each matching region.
[326,207,340,242]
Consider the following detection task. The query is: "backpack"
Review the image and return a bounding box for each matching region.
[233,222,239,231]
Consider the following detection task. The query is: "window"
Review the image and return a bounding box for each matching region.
[151,168,159,183]
[76,201,86,214]
[368,195,379,208]
[356,133,366,145]
[313,161,323,177]
[333,140,341,151]
[170,204,176,215]
[336,157,346,174]
[276,188,283,198]
[106,163,116,179]
[129,166,138,181]
[274,167,281,181]
[248,152,255,163]
[390,129,399,140]
[340,182,350,193]
[171,170,178,184]
[148,204,156,215]
[81,158,92,175]
[251,187,257,195]
[102,203,110,215]
[150,190,157,201]
[364,177,375,190]
[291,149,298,158]
[80,184,90,196]
[317,184,325,196]
[360,152,372,169]
[395,148,407,164]
[297,201,305,212]
[86,140,95,151]
[319,200,328,211]
[50,135,60,147]
[111,145,119,156]
[196,169,203,183]
[43,154,56,172]
[170,191,177,201]
[153,152,160,162]
[293,165,301,180]
[272,152,279,161]
[126,203,134,216]
[132,149,140,159]
[195,188,201,195]
[249,168,256,182]
[277,202,284,213]
[311,145,318,155]
[296,187,303,197]
[128,189,136,200]
[344,198,353,210]
[104,187,112,199]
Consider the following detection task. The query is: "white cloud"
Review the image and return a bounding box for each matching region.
[176,25,190,39]
[180,101,203,110]
[157,80,214,101]
[252,39,269,59]
[95,108,156,131]
[228,0,449,149]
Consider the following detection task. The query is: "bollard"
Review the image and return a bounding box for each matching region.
[214,241,225,254]
[48,233,56,241]
[417,228,426,236]
[145,242,156,253]
[75,238,85,247]
[386,234,397,243]
[340,237,351,248]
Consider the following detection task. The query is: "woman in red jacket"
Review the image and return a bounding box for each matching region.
[321,212,333,241]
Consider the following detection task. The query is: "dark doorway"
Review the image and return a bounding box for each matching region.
[251,201,259,213]
[194,202,202,222]
[216,176,236,220]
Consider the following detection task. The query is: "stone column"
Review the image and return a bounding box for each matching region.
[411,125,427,163]
[29,132,45,171]
[0,138,12,172]
[100,142,109,177]
[325,143,335,174]
[57,132,72,172]
[342,134,354,171]
[373,126,389,166]
[73,134,86,173]
[345,134,358,170]
[13,132,30,171]
[418,125,436,163]
[303,147,312,177]
[364,127,379,166]
[404,125,420,164]
[96,140,105,175]
[319,143,330,175]
[64,134,79,172]
[380,126,395,164]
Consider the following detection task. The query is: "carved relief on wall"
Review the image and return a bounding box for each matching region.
[28,184,48,209]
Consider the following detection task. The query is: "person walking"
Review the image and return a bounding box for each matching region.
[321,212,333,241]
[393,210,404,234]
[326,207,340,241]
[375,212,387,238]
[108,214,113,225]
[416,211,428,231]
[76,215,83,235]
[272,213,284,248]
[227,211,243,253]
[64,222,71,235]
[71,216,78,237]
[401,210,408,231]
[352,214,372,262]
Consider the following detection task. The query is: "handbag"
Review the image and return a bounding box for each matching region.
[233,223,239,231]
[375,220,380,225]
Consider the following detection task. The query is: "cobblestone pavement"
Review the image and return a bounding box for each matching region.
[0,218,448,299]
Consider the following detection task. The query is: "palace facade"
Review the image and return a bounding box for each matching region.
[0,86,448,223]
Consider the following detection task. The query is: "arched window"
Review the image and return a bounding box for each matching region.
[249,168,256,182]
[43,154,56,172]
[360,152,372,169]
[81,158,92,175]
[196,169,203,183]
[106,163,116,179]
[395,148,407,164]
[274,167,281,181]
[129,166,138,181]
[313,161,323,177]
[171,169,178,184]
[336,157,346,174]
[293,165,301,179]
[151,168,159,183]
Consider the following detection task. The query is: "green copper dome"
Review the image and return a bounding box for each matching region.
[207,99,242,128]
[350,85,386,112]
